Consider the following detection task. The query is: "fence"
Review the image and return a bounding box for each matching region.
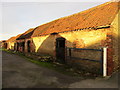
[66,47,106,75]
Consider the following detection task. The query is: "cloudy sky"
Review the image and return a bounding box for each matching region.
[0,0,111,40]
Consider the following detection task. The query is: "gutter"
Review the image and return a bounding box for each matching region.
[92,25,110,30]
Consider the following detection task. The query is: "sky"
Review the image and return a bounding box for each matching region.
[0,0,111,41]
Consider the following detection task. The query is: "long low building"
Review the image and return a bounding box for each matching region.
[6,1,120,76]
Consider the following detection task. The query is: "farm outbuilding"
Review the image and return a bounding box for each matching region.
[6,36,16,50]
[28,1,119,76]
[6,34,22,50]
[0,40,7,49]
[16,28,35,53]
[10,1,119,76]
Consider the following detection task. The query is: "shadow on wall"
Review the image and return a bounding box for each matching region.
[31,40,36,53]
[36,34,56,56]
[31,32,119,75]
[36,33,73,63]
[23,40,36,53]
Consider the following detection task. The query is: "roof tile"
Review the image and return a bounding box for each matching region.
[16,28,34,40]
[30,1,119,37]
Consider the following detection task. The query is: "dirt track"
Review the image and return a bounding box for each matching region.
[2,51,118,88]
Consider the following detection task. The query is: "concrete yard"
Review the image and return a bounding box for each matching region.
[2,51,119,88]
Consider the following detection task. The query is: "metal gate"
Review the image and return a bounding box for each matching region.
[66,47,105,75]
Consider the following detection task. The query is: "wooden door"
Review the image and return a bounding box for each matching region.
[56,38,65,63]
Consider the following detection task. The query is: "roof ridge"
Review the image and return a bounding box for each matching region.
[59,1,115,19]
[16,28,35,40]
[31,1,119,37]
[34,1,115,28]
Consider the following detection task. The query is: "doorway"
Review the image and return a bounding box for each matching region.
[27,41,31,52]
[4,43,7,49]
[16,42,19,51]
[22,42,25,52]
[56,37,66,63]
[14,43,16,50]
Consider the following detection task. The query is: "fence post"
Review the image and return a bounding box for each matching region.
[103,47,107,77]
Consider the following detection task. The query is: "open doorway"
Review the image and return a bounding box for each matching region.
[27,40,31,52]
[14,43,16,50]
[16,42,19,51]
[22,42,25,52]
[56,37,66,63]
[4,43,7,49]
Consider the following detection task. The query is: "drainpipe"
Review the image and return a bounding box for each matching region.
[103,47,107,77]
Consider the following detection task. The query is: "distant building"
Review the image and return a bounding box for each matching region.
[16,28,35,52]
[6,34,21,50]
[0,40,7,49]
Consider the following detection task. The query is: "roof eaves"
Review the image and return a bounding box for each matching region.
[31,25,111,38]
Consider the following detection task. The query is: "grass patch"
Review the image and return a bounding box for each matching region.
[2,48,100,78]
[25,58,80,77]
[1,48,76,76]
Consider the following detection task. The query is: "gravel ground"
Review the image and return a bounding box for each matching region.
[2,51,119,88]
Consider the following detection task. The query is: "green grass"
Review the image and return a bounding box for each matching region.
[1,48,99,78]
[1,48,76,76]
[25,58,80,77]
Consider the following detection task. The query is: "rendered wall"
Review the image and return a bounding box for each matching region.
[32,35,56,56]
[16,38,35,53]
[7,42,15,50]
[30,12,119,75]
[110,11,119,72]
[32,28,108,73]
[32,28,108,52]
[60,29,108,73]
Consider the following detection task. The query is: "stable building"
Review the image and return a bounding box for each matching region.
[0,40,7,49]
[16,28,35,53]
[12,1,120,76]
[28,1,119,76]
[6,34,21,50]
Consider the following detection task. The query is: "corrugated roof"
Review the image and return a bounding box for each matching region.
[31,1,119,37]
[16,28,34,40]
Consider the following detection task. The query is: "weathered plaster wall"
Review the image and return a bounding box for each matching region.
[1,42,7,49]
[60,29,107,49]
[16,39,25,52]
[7,42,10,49]
[32,35,56,56]
[32,28,107,54]
[32,28,108,73]
[7,42,15,50]
[110,11,119,71]
[60,29,108,72]
[32,35,49,52]
[30,12,119,75]
[25,38,35,53]
[12,12,119,75]
[16,38,35,53]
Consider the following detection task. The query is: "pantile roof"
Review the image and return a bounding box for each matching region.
[31,1,119,37]
[16,28,34,40]
[7,34,22,42]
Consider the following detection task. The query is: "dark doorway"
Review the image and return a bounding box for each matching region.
[27,41,31,52]
[14,43,16,50]
[56,37,66,63]
[16,42,19,51]
[21,42,25,52]
[4,43,7,49]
